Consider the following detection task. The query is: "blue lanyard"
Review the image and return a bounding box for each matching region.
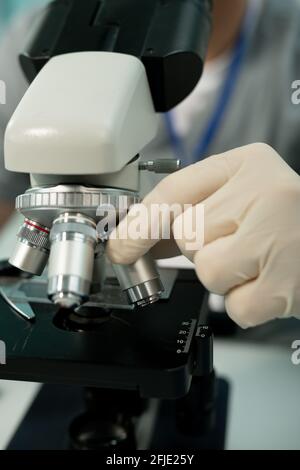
[164,4,255,165]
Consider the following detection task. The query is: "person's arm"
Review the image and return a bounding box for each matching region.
[107,143,300,328]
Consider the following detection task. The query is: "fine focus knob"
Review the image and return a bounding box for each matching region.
[9,219,50,275]
[139,159,181,174]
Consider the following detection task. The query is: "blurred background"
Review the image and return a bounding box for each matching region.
[0,0,48,37]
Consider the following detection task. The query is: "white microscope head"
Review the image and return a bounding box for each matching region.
[5,51,163,309]
[4,51,158,176]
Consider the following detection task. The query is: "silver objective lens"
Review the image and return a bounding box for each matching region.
[48,213,97,309]
[113,253,164,307]
[9,218,50,275]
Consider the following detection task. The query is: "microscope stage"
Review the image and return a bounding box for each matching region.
[0,265,207,399]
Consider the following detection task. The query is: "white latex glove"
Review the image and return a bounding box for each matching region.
[107,143,300,328]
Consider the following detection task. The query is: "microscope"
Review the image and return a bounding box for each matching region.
[0,0,228,450]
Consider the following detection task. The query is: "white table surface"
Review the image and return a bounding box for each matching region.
[0,214,300,450]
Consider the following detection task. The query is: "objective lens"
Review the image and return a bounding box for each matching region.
[48,213,97,309]
[9,218,50,275]
[112,253,164,307]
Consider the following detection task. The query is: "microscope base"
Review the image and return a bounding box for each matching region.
[7,379,229,450]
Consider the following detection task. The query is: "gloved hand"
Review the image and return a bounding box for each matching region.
[107,143,300,328]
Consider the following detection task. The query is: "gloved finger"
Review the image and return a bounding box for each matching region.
[193,233,261,295]
[107,148,242,264]
[106,202,178,264]
[172,194,244,261]
[172,180,258,261]
[150,237,181,259]
[172,204,205,260]
[201,180,257,245]
[225,277,289,329]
